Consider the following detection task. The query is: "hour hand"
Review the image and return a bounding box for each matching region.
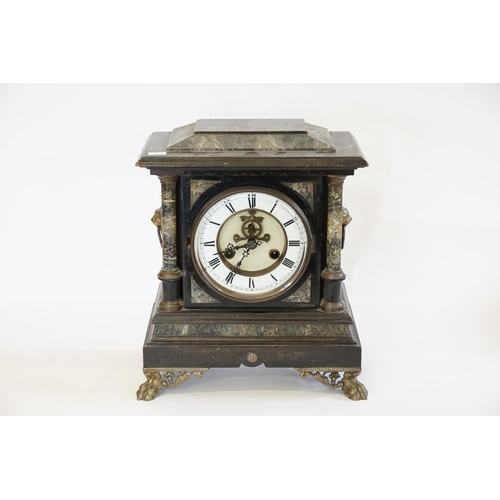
[214,242,247,258]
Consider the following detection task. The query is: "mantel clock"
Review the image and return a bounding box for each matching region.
[135,119,369,401]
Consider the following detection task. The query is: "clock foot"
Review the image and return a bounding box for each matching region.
[137,368,209,401]
[341,371,368,401]
[296,368,368,401]
[136,369,163,401]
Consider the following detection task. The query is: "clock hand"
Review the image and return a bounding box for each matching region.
[232,243,251,251]
[217,236,267,256]
[234,249,251,270]
[213,242,249,257]
[233,239,262,270]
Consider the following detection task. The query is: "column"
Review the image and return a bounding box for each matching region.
[320,175,346,312]
[157,174,183,312]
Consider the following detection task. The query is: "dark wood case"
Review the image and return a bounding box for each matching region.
[135,119,369,401]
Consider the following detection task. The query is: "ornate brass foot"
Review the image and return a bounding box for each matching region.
[137,368,209,401]
[296,367,368,401]
[341,370,368,401]
[136,369,163,401]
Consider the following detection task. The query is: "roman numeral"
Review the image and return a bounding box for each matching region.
[208,257,221,269]
[282,258,295,268]
[203,241,215,247]
[248,194,256,208]
[270,200,278,213]
[225,271,236,284]
[283,219,295,227]
[288,240,300,247]
[225,202,235,213]
[248,278,255,289]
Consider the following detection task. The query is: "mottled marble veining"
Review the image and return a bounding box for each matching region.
[190,179,220,208]
[167,121,336,152]
[283,181,314,209]
[325,177,344,272]
[153,322,351,338]
[160,177,178,271]
[282,277,311,303]
[190,277,221,304]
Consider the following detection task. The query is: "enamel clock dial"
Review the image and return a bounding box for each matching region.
[191,187,312,302]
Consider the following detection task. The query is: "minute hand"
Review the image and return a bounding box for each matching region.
[234,239,261,269]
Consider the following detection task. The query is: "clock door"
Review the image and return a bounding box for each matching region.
[181,177,323,309]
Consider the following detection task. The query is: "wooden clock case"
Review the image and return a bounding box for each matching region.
[135,119,369,401]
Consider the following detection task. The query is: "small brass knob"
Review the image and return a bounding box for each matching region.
[246,352,258,363]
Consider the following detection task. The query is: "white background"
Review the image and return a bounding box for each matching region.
[1,83,499,416]
[2,1,500,496]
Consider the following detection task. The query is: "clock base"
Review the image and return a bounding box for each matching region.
[136,367,367,401]
[137,283,367,401]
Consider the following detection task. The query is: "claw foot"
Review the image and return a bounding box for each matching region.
[296,367,368,401]
[137,370,163,401]
[340,371,368,401]
[137,368,209,401]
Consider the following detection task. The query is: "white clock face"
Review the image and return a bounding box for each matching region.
[191,187,311,302]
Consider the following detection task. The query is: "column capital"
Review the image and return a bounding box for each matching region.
[325,174,346,186]
[158,173,178,183]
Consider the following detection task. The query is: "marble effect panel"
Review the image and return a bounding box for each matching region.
[190,278,221,304]
[282,277,311,303]
[325,179,344,272]
[160,177,178,272]
[153,323,351,339]
[282,181,314,209]
[167,122,336,152]
[190,179,220,208]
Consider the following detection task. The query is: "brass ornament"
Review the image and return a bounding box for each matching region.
[325,174,346,186]
[158,299,183,313]
[245,352,258,363]
[320,269,346,281]
[342,207,352,226]
[152,207,162,245]
[341,371,368,401]
[136,370,163,401]
[341,207,352,249]
[319,298,346,313]
[296,368,368,401]
[137,368,209,401]
[157,268,183,281]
